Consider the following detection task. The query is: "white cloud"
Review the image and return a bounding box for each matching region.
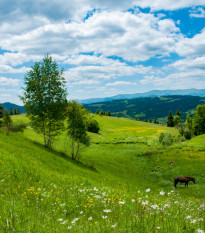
[1,11,180,62]
[190,7,205,18]
[175,29,205,57]
[170,57,205,70]
[133,0,205,11]
[106,81,137,86]
[0,77,19,86]
[0,65,30,73]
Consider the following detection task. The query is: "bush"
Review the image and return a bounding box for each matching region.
[10,123,27,132]
[158,132,174,147]
[87,119,100,133]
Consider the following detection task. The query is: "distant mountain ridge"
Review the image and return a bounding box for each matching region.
[78,89,205,104]
[1,102,25,113]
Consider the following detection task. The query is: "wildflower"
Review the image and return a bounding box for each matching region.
[119,201,125,205]
[160,191,165,195]
[71,218,79,224]
[186,216,192,219]
[132,199,135,203]
[68,226,72,229]
[58,218,63,222]
[88,217,93,221]
[151,204,158,209]
[191,219,197,224]
[156,226,160,229]
[103,209,111,213]
[80,211,83,214]
[197,229,204,233]
[111,223,117,228]
[145,188,150,192]
[200,204,204,209]
[102,216,108,219]
[61,220,67,225]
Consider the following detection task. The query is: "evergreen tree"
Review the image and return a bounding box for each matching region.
[13,107,17,115]
[116,112,120,118]
[176,109,181,117]
[16,107,20,115]
[10,108,13,115]
[95,110,99,115]
[174,115,182,126]
[167,111,174,127]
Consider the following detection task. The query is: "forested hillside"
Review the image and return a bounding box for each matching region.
[84,95,205,122]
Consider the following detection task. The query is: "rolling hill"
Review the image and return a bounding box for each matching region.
[84,95,205,122]
[79,88,205,104]
[0,114,204,232]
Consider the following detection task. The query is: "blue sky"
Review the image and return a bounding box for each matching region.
[0,0,205,105]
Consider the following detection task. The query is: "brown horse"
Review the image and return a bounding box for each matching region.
[174,177,195,188]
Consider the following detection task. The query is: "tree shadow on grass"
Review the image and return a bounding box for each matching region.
[28,139,99,173]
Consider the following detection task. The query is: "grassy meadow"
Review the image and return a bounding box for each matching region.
[0,114,204,232]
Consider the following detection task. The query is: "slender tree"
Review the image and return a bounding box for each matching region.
[21,55,67,147]
[13,107,17,115]
[10,108,13,115]
[16,107,21,115]
[193,104,205,135]
[2,109,12,134]
[66,101,90,160]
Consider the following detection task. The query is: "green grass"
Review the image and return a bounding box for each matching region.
[0,115,204,232]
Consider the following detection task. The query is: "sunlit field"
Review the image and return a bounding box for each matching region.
[0,114,204,232]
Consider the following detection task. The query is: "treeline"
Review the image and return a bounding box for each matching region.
[10,107,21,115]
[84,95,205,122]
[166,106,205,139]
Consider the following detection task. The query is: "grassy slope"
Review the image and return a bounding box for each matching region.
[0,115,204,231]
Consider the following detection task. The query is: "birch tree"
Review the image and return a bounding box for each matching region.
[21,55,67,147]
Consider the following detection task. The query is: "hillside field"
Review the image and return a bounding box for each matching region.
[0,114,204,232]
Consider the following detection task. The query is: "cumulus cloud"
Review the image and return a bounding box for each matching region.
[175,29,205,57]
[64,55,152,85]
[1,11,180,62]
[0,77,19,86]
[170,57,205,70]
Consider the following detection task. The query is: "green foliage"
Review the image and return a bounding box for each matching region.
[167,111,174,127]
[158,132,174,146]
[116,112,120,118]
[107,110,111,116]
[66,100,90,160]
[193,104,205,135]
[135,115,139,121]
[21,55,67,147]
[174,115,182,126]
[86,119,100,133]
[84,95,205,122]
[2,109,12,134]
[10,122,27,132]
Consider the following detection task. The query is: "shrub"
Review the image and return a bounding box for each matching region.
[158,132,174,147]
[87,119,100,133]
[10,122,27,133]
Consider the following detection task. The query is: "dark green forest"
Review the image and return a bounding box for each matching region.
[84,95,205,122]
